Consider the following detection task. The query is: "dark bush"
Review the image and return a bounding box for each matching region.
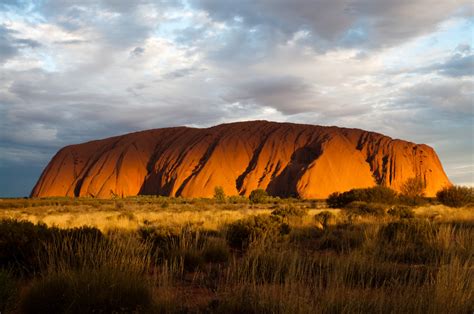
[138,226,180,257]
[327,192,348,208]
[249,189,268,204]
[388,205,415,219]
[436,185,474,208]
[0,219,103,275]
[398,194,428,206]
[377,220,440,264]
[327,186,398,208]
[139,225,205,264]
[271,206,307,224]
[318,224,366,253]
[21,269,155,314]
[345,201,387,217]
[226,215,290,249]
[203,239,230,263]
[0,270,17,313]
[181,249,205,271]
[0,219,54,275]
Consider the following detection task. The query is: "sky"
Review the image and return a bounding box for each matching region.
[0,0,473,197]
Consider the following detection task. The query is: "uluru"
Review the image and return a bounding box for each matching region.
[31,121,451,199]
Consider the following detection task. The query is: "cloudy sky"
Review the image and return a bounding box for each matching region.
[0,0,473,197]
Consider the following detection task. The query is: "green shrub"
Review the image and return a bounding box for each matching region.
[436,185,474,208]
[388,205,415,219]
[21,269,155,314]
[377,220,440,264]
[345,201,387,217]
[0,270,17,313]
[327,186,398,208]
[249,189,268,204]
[314,211,336,228]
[226,215,290,249]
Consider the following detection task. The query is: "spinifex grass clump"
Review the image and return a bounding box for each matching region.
[0,219,52,275]
[0,219,103,276]
[314,210,336,228]
[0,270,17,313]
[388,205,415,219]
[376,220,441,264]
[317,224,366,252]
[21,269,155,314]
[226,215,290,250]
[139,224,229,271]
[21,229,157,314]
[271,205,308,224]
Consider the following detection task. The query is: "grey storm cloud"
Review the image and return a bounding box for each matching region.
[190,0,472,51]
[414,45,474,78]
[400,79,473,115]
[0,25,41,62]
[437,54,474,77]
[223,76,317,114]
[36,0,176,48]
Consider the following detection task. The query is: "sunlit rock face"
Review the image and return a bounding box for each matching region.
[31,121,451,199]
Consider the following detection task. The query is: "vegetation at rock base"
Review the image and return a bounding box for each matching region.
[249,188,269,204]
[213,186,226,203]
[327,186,398,208]
[436,185,474,208]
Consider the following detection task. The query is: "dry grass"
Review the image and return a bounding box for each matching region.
[0,197,473,313]
[0,198,335,232]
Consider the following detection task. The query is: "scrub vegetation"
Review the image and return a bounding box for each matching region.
[0,185,473,313]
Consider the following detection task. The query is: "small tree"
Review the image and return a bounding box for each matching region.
[249,189,268,204]
[213,186,226,203]
[401,177,425,198]
[400,177,426,205]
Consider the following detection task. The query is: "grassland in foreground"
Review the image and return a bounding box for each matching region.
[0,190,473,313]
